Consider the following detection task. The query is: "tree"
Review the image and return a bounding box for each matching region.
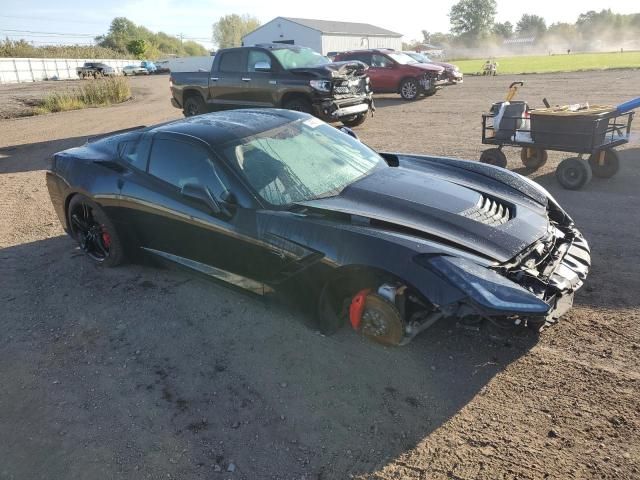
[516,14,547,36]
[449,0,497,41]
[96,17,208,58]
[493,21,513,38]
[421,30,431,44]
[212,14,261,49]
[429,32,453,46]
[127,39,147,58]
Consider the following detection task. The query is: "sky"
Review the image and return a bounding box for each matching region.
[1,0,638,50]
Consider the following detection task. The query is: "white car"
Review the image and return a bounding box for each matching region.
[122,65,149,76]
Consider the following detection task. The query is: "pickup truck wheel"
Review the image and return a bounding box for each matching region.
[341,113,368,128]
[400,78,419,100]
[283,97,312,114]
[183,95,206,117]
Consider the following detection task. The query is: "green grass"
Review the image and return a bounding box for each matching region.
[34,77,131,114]
[453,51,640,75]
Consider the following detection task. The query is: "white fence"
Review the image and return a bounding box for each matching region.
[0,58,134,84]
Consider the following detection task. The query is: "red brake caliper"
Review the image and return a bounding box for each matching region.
[349,289,371,330]
[101,226,111,249]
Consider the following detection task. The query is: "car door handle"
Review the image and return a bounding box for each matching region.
[241,77,251,82]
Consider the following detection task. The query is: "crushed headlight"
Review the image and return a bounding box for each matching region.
[310,80,332,92]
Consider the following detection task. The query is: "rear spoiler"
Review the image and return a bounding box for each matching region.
[87,125,147,143]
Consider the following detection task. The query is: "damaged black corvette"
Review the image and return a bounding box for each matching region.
[46,110,590,345]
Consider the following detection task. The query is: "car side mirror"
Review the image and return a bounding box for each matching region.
[180,182,222,215]
[254,61,271,72]
[339,126,360,141]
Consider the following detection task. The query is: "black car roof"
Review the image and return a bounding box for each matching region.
[149,109,304,146]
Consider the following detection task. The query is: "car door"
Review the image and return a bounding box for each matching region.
[118,132,274,290]
[241,49,279,107]
[368,54,398,92]
[209,49,249,107]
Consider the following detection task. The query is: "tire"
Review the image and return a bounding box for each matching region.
[399,78,419,100]
[520,147,548,170]
[341,113,368,128]
[183,94,207,117]
[283,96,313,114]
[479,148,508,168]
[589,149,620,178]
[556,157,592,190]
[67,195,125,267]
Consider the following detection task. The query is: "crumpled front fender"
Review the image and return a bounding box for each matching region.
[418,254,550,316]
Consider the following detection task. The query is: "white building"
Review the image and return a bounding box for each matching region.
[242,17,403,55]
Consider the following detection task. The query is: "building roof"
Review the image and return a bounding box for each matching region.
[281,17,402,37]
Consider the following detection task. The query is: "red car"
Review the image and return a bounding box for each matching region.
[334,49,444,100]
[404,51,463,85]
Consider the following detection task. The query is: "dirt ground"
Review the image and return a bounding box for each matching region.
[1,72,639,480]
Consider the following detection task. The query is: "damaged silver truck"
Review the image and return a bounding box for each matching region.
[170,44,374,127]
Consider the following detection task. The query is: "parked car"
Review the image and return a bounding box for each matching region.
[141,60,158,74]
[403,51,463,85]
[170,44,373,127]
[76,62,116,79]
[154,60,171,74]
[334,49,444,100]
[46,109,590,346]
[123,65,149,76]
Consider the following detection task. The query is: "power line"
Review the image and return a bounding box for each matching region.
[0,29,98,37]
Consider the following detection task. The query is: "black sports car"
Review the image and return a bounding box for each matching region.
[46,109,590,346]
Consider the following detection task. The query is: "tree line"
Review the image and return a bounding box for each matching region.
[1,17,209,59]
[404,2,640,51]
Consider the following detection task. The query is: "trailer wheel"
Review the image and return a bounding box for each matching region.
[479,148,508,168]
[589,149,620,178]
[556,157,592,190]
[520,147,548,170]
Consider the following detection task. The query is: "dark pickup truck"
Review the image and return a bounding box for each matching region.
[170,44,374,127]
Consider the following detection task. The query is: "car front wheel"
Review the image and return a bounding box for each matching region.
[341,113,368,127]
[400,78,420,100]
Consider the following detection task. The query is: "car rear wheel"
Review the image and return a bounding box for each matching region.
[556,157,592,190]
[341,113,368,128]
[400,78,419,100]
[479,148,508,168]
[283,97,313,114]
[589,149,620,178]
[520,147,548,170]
[67,195,124,267]
[183,94,206,117]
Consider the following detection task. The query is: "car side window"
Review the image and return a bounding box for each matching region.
[350,52,372,65]
[371,54,392,68]
[247,50,271,72]
[148,138,225,194]
[219,51,245,73]
[118,135,151,170]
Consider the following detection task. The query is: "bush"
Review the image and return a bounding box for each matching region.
[34,77,131,114]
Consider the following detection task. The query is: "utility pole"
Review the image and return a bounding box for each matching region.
[178,33,184,45]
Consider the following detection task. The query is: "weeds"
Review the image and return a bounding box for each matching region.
[34,77,131,114]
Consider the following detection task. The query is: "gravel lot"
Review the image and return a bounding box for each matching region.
[1,72,639,480]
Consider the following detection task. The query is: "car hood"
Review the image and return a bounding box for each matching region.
[408,63,445,74]
[297,167,549,262]
[289,61,367,78]
[428,61,458,71]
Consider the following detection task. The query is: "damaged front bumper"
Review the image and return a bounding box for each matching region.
[313,93,374,121]
[424,223,590,327]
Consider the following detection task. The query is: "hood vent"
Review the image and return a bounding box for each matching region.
[460,195,512,226]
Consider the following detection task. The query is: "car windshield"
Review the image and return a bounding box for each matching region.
[387,52,419,65]
[406,52,429,63]
[221,118,386,206]
[271,47,330,70]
